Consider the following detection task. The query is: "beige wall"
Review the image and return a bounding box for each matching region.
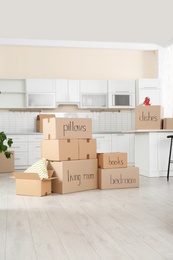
[0,46,157,79]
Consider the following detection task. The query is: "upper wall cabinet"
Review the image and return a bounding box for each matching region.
[80,80,108,108]
[55,79,80,105]
[136,79,161,106]
[108,80,136,109]
[26,79,56,108]
[0,79,26,108]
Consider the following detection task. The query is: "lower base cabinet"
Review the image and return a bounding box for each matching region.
[9,134,43,170]
[93,133,135,166]
[135,132,173,177]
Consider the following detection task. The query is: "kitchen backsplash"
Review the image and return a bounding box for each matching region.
[0,111,135,133]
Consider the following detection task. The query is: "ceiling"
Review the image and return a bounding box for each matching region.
[0,0,173,47]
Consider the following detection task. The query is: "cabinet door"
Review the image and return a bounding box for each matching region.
[8,135,28,169]
[0,79,26,108]
[26,79,56,92]
[26,93,55,108]
[55,79,68,102]
[129,134,135,165]
[111,134,130,162]
[68,80,80,102]
[80,80,108,93]
[108,80,135,92]
[93,134,112,153]
[136,79,160,89]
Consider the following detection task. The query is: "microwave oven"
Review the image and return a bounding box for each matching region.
[108,92,135,108]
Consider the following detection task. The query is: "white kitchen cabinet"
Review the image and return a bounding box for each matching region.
[80,80,108,108]
[26,79,56,92]
[55,79,80,104]
[8,134,43,170]
[136,79,161,105]
[80,80,108,93]
[27,135,42,166]
[108,80,135,92]
[0,79,26,108]
[93,134,112,153]
[134,131,173,177]
[26,93,55,108]
[111,133,135,166]
[26,79,56,108]
[8,135,28,169]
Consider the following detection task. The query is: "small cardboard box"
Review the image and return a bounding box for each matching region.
[163,118,173,129]
[78,139,97,159]
[48,159,98,194]
[0,151,14,173]
[135,105,164,130]
[36,114,55,132]
[41,139,79,161]
[98,152,127,169]
[43,117,92,139]
[98,166,139,189]
[14,170,55,196]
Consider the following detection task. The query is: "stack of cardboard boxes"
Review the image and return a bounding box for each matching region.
[42,117,98,194]
[98,152,139,189]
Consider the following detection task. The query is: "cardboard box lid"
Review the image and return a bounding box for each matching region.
[14,170,54,181]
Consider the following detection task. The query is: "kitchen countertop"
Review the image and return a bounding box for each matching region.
[124,129,173,133]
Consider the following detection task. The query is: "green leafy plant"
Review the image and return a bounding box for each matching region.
[0,132,13,158]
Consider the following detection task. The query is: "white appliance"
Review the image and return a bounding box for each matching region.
[108,80,135,109]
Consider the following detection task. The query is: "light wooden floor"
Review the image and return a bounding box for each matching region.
[1,173,173,260]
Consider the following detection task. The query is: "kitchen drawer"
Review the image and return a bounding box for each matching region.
[11,142,27,152]
[28,135,43,142]
[28,142,41,151]
[14,152,28,166]
[8,135,27,142]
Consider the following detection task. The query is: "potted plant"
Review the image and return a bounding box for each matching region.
[0,132,13,158]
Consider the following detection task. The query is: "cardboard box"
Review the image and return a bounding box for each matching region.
[0,151,14,173]
[78,139,97,159]
[41,139,79,161]
[36,114,55,132]
[163,118,173,129]
[98,166,139,189]
[48,159,98,194]
[135,105,164,130]
[98,152,127,169]
[14,170,55,196]
[43,117,92,139]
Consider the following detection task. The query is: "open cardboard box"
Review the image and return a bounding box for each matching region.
[0,151,14,173]
[14,170,56,196]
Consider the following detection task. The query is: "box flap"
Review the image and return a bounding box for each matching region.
[37,114,55,120]
[14,172,40,180]
[47,170,54,178]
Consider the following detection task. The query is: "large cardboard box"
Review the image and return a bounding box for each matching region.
[135,105,164,130]
[14,170,55,196]
[98,166,139,189]
[98,152,127,169]
[163,118,173,129]
[36,114,55,132]
[78,139,97,159]
[0,151,14,173]
[41,139,79,161]
[43,117,92,139]
[48,159,98,194]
